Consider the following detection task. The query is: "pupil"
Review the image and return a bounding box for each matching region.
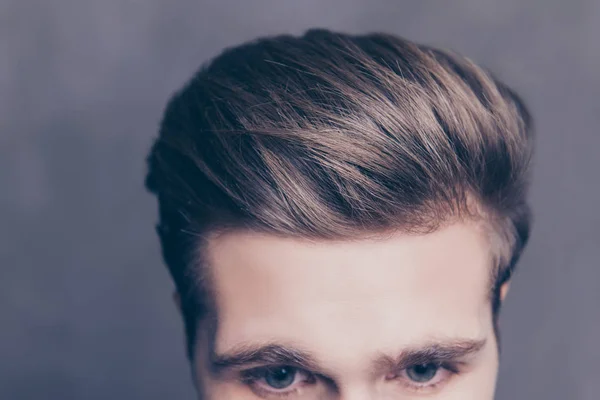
[406,363,438,383]
[265,366,296,389]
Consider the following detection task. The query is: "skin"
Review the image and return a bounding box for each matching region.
[189,221,508,399]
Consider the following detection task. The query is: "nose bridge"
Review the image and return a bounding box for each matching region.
[337,390,372,400]
[313,334,391,400]
[333,382,382,400]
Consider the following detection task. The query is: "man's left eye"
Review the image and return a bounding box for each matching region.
[393,362,457,392]
[405,363,440,383]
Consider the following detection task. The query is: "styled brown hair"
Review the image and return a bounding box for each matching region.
[145,29,534,357]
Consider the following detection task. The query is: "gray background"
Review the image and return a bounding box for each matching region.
[1,0,599,399]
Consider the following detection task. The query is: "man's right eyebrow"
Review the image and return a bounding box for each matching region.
[210,343,322,376]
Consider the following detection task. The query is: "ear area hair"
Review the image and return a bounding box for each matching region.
[173,291,182,314]
[499,282,511,302]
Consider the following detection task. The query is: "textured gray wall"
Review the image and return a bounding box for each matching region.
[1,1,599,399]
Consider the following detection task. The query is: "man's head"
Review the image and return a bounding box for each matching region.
[145,29,533,398]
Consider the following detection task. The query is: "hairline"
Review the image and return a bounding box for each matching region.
[190,207,511,311]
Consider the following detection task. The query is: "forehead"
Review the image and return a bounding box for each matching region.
[203,222,494,365]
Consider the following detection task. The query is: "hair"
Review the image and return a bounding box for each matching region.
[145,29,534,358]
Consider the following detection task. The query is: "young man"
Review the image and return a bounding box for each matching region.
[145,29,533,399]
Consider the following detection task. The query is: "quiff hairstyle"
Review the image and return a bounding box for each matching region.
[145,29,534,357]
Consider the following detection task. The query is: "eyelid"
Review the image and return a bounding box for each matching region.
[241,364,314,379]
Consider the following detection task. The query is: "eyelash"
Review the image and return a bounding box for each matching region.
[240,362,462,398]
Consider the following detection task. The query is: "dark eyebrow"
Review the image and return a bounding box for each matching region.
[210,338,487,377]
[375,338,487,373]
[210,343,322,376]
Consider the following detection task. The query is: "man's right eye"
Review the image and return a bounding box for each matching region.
[263,366,298,389]
[241,365,316,398]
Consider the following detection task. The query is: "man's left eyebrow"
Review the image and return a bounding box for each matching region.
[376,338,487,371]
